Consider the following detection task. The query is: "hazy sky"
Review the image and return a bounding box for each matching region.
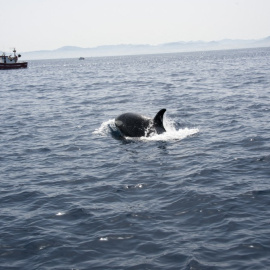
[1,0,269,52]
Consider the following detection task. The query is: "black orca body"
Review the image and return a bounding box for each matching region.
[115,109,166,137]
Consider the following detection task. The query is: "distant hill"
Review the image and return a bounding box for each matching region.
[3,37,270,60]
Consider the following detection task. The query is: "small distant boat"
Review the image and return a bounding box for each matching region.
[0,48,28,70]
[79,57,85,60]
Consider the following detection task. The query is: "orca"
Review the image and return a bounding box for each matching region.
[115,109,166,137]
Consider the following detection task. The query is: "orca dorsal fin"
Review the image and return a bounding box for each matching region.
[153,109,166,131]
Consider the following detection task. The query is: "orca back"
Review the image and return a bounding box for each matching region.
[115,109,166,137]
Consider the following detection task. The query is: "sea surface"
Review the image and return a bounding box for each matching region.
[1,47,270,269]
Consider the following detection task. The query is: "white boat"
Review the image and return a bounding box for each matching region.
[0,48,28,70]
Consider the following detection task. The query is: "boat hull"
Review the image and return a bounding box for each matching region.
[0,62,28,70]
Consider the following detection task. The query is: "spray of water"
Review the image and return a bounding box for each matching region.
[93,116,199,142]
[93,119,115,136]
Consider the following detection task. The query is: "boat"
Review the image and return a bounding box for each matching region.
[0,48,28,70]
[79,57,85,60]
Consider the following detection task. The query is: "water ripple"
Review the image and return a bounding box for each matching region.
[1,48,270,269]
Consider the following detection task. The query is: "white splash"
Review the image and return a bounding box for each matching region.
[93,116,199,142]
[56,212,65,216]
[93,119,115,136]
[143,115,199,141]
[143,127,199,141]
[99,237,108,241]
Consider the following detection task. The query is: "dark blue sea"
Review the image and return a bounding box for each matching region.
[1,47,270,269]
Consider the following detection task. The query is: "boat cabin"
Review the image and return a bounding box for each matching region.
[0,48,27,69]
[0,49,20,64]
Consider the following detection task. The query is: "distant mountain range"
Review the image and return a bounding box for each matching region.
[3,37,270,60]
